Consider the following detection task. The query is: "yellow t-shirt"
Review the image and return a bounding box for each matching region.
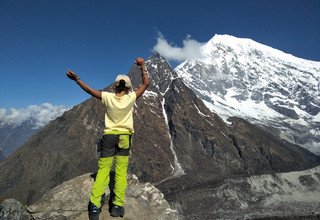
[101,91,137,133]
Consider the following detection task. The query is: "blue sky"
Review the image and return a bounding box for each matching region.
[1,0,319,110]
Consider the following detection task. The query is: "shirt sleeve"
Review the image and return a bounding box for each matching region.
[129,91,137,103]
[101,92,108,106]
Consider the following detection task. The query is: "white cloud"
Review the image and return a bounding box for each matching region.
[0,103,69,129]
[153,33,204,62]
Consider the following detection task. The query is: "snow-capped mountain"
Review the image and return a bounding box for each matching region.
[175,34,320,155]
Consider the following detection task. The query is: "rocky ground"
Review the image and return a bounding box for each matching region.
[0,173,181,220]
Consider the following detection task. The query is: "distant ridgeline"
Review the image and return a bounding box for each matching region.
[0,103,68,159]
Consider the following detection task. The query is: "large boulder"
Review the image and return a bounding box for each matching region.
[27,173,181,220]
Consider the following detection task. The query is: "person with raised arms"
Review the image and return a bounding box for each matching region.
[66,57,149,219]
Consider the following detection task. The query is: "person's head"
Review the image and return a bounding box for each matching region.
[114,75,132,94]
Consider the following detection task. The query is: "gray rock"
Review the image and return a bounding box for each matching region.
[0,149,5,161]
[27,173,181,220]
[0,198,33,220]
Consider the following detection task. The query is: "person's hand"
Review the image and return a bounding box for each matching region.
[135,57,145,66]
[66,69,80,81]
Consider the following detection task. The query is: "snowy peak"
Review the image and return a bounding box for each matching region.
[175,34,320,154]
[193,34,320,80]
[204,34,320,66]
[147,53,177,94]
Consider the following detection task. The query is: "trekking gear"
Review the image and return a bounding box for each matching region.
[98,134,132,157]
[110,205,125,218]
[90,155,129,208]
[88,201,101,220]
[88,193,106,220]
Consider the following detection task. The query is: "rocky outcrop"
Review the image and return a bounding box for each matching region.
[26,173,180,220]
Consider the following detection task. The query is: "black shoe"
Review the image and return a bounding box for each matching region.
[110,205,125,218]
[88,201,101,220]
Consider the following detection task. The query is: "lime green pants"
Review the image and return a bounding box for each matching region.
[90,133,131,208]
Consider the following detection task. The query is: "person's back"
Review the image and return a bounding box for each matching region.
[102,91,136,133]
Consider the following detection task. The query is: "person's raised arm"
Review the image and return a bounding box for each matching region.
[134,57,150,99]
[66,69,102,100]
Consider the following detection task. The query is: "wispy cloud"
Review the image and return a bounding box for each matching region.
[0,103,69,129]
[153,32,204,62]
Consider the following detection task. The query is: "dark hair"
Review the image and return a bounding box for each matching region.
[119,79,126,90]
[115,79,128,94]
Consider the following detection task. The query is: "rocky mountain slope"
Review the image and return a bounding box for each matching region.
[0,53,319,219]
[175,34,320,155]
